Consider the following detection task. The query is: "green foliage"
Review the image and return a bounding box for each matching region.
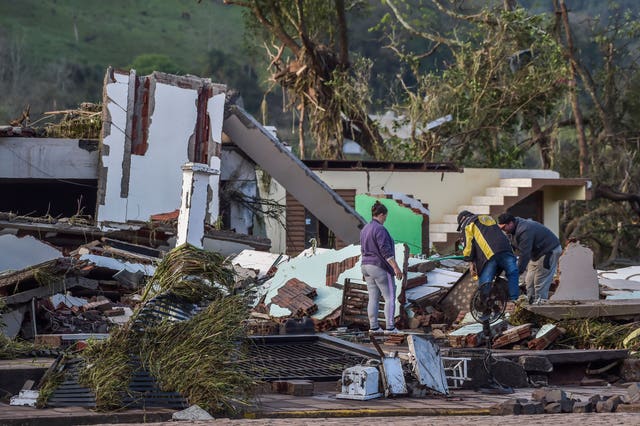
[384,5,569,166]
[129,54,181,75]
[0,0,245,122]
[202,49,263,114]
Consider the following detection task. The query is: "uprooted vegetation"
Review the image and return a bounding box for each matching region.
[38,244,257,414]
[510,302,640,352]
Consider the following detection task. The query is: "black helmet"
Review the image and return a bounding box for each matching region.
[456,210,473,231]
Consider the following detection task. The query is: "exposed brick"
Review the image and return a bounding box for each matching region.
[287,379,314,396]
[34,335,62,348]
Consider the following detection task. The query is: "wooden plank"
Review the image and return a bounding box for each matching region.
[4,277,99,305]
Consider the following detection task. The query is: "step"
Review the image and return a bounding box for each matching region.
[486,186,519,197]
[457,205,491,215]
[442,214,459,224]
[499,178,533,188]
[429,232,448,243]
[471,195,503,206]
[430,223,459,233]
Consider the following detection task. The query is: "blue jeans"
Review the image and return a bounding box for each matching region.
[478,251,519,300]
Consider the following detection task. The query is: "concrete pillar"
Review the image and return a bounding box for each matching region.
[176,163,219,248]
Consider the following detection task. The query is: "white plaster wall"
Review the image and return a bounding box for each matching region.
[98,71,130,224]
[127,82,197,220]
[309,168,502,224]
[0,138,98,179]
[98,73,226,229]
[177,167,212,247]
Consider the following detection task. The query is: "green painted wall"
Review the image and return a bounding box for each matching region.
[356,194,425,255]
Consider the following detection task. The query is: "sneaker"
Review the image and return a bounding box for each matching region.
[368,327,383,334]
[384,327,401,335]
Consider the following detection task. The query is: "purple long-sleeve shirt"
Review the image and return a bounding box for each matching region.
[360,219,396,275]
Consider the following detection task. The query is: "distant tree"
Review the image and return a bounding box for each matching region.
[202,49,263,114]
[553,1,640,265]
[130,54,181,75]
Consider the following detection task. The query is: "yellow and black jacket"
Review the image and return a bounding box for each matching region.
[461,214,513,274]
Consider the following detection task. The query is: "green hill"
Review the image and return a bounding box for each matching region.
[0,0,260,121]
[0,0,245,73]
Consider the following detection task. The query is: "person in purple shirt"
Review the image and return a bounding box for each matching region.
[360,201,403,334]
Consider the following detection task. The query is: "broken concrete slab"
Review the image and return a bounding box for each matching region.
[525,300,640,320]
[551,241,599,301]
[4,277,99,305]
[172,404,214,420]
[405,268,462,304]
[78,254,156,276]
[0,234,62,274]
[0,305,27,338]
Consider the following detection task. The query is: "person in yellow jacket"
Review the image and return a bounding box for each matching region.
[457,210,520,300]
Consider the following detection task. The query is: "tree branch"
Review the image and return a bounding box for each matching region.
[384,0,465,48]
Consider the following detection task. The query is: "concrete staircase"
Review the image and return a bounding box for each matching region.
[429,178,534,250]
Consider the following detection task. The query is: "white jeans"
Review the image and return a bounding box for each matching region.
[361,264,396,330]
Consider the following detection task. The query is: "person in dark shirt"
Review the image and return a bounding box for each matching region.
[360,201,403,334]
[497,213,562,302]
[457,210,519,300]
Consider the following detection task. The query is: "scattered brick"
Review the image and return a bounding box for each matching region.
[527,324,563,350]
[492,323,531,348]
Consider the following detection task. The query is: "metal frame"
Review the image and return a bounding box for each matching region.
[441,356,471,389]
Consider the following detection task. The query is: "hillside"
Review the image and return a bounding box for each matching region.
[0,0,245,73]
[0,0,260,122]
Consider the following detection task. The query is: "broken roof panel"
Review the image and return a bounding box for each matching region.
[0,234,62,274]
[78,254,156,276]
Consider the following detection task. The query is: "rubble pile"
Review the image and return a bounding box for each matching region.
[36,244,257,414]
[491,384,640,415]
